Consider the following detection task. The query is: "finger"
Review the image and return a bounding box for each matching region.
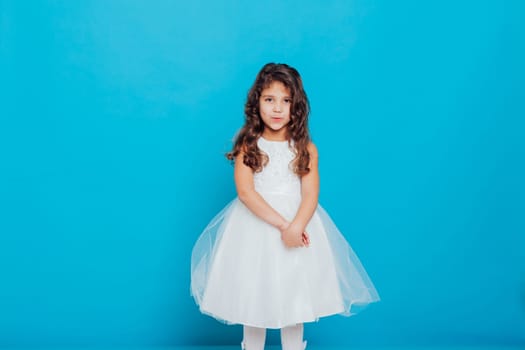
[302,232,310,246]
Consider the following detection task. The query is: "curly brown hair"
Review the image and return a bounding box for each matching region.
[226,63,311,176]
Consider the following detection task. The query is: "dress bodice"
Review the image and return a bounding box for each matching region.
[254,137,301,196]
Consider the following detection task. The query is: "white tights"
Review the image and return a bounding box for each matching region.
[242,324,305,350]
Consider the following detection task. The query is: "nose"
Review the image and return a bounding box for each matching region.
[273,102,282,112]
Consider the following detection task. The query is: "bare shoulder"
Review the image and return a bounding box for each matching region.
[307,141,318,158]
[234,143,249,163]
[234,146,253,174]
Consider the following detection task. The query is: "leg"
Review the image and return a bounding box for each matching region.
[281,323,305,350]
[242,325,266,350]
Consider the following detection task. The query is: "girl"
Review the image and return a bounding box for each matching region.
[191,63,380,350]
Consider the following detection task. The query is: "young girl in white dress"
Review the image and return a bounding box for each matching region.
[191,63,380,350]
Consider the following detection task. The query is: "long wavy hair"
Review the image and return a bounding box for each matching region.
[226,63,311,176]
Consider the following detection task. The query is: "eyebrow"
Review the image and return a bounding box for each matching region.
[261,94,292,98]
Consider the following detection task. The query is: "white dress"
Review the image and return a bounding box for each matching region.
[191,137,380,329]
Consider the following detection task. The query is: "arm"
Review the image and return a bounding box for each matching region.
[234,151,289,231]
[282,142,319,242]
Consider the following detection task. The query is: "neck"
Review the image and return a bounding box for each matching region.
[262,129,287,141]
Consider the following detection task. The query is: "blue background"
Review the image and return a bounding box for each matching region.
[1,0,524,347]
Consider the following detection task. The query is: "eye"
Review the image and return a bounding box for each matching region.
[284,98,292,104]
[265,97,273,102]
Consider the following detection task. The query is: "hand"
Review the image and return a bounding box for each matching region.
[302,231,310,246]
[279,221,310,248]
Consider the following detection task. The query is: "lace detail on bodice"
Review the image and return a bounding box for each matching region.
[254,137,301,196]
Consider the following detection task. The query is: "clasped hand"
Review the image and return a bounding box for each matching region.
[279,222,310,248]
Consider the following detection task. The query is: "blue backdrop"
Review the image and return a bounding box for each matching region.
[1,0,524,347]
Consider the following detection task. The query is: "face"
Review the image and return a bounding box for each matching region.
[259,81,292,139]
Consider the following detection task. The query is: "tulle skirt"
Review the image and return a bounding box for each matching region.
[190,192,380,329]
